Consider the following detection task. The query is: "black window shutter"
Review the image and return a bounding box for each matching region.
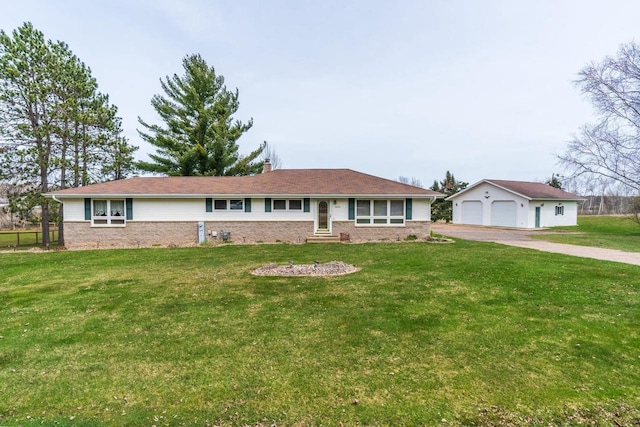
[303,198,310,212]
[245,198,251,212]
[84,198,91,220]
[265,198,271,212]
[406,198,413,220]
[126,198,133,220]
[348,198,355,220]
[206,198,212,212]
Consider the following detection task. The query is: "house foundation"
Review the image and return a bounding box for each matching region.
[62,220,432,249]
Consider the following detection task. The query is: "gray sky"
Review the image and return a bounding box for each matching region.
[2,1,640,186]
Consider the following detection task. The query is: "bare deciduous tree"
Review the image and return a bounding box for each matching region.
[397,176,423,188]
[558,41,640,192]
[260,141,282,170]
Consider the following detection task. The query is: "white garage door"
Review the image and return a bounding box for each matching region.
[461,201,483,225]
[491,201,517,227]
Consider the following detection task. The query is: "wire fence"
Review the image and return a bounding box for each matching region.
[0,229,58,249]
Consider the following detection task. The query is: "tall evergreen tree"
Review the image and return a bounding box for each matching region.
[0,22,137,246]
[0,23,60,245]
[138,54,264,176]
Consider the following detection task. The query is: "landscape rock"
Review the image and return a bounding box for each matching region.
[252,261,358,276]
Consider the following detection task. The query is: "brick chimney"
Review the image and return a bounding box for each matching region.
[263,159,272,173]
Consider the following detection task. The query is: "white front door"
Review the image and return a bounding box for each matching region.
[316,200,331,234]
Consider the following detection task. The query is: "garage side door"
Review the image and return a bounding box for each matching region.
[491,201,517,227]
[461,201,483,225]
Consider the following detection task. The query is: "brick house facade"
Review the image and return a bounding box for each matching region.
[46,167,442,249]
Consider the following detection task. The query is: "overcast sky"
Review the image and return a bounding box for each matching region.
[2,1,640,186]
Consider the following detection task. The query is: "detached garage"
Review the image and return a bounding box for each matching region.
[447,179,584,229]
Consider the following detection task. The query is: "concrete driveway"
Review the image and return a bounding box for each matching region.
[431,223,640,266]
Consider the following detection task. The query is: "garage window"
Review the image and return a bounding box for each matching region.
[555,205,564,216]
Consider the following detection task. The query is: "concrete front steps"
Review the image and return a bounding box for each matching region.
[306,235,341,243]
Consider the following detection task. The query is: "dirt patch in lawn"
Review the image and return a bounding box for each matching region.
[252,261,359,276]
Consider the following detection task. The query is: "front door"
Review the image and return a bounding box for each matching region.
[316,200,330,234]
[535,207,541,228]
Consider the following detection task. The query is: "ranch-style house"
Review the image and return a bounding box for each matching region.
[45,165,443,249]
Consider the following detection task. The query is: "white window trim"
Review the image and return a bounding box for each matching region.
[355,199,405,226]
[272,199,303,211]
[92,199,126,227]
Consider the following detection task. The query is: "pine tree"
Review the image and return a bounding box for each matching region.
[137,54,264,176]
[431,171,468,222]
[546,173,562,189]
[0,22,137,246]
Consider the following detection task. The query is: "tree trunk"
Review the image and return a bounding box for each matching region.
[57,207,64,246]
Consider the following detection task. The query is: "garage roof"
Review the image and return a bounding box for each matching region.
[447,179,584,201]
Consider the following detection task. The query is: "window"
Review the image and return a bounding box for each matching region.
[355,199,405,226]
[555,205,564,216]
[214,199,243,211]
[289,199,302,210]
[356,200,370,224]
[390,200,405,224]
[92,199,125,226]
[272,199,302,211]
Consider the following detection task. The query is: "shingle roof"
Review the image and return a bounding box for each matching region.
[448,179,583,201]
[46,169,442,198]
[486,180,583,200]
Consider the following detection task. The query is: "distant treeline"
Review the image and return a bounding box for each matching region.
[578,195,635,215]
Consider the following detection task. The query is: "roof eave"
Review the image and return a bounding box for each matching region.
[530,197,586,201]
[46,193,441,199]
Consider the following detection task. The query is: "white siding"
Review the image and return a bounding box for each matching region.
[331,199,349,221]
[451,183,528,227]
[61,198,85,221]
[412,199,431,221]
[137,198,207,221]
[527,201,578,227]
[58,196,433,225]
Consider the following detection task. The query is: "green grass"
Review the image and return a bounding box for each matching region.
[532,215,640,252]
[1,242,640,426]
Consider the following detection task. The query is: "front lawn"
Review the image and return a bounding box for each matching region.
[1,242,639,426]
[532,215,640,252]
